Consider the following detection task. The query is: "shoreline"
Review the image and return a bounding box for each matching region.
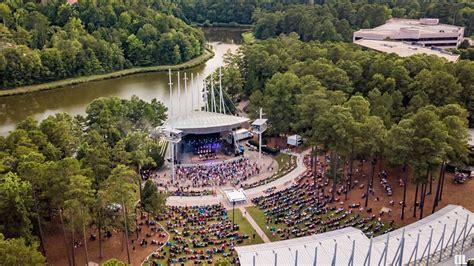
[196,23,252,28]
[0,48,215,97]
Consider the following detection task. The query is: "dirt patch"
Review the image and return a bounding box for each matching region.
[44,214,168,265]
[321,159,474,226]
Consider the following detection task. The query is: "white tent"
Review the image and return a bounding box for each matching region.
[224,189,247,204]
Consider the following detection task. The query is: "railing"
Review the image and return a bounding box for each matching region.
[412,231,474,265]
[177,155,245,167]
[404,215,473,266]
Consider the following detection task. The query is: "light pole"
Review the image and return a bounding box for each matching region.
[251,108,268,172]
[232,201,236,231]
[184,72,188,113]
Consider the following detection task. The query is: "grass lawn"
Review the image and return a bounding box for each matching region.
[274,153,297,176]
[275,153,291,171]
[228,209,264,245]
[246,205,395,243]
[146,209,262,266]
[245,206,286,242]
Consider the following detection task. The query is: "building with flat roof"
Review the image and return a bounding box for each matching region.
[354,18,465,48]
[354,39,460,62]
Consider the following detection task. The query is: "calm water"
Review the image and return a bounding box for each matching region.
[0,27,246,135]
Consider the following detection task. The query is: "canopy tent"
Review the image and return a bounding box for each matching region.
[224,189,247,204]
[236,227,369,265]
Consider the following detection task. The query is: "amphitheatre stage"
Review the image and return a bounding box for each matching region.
[162,111,250,164]
[154,70,288,196]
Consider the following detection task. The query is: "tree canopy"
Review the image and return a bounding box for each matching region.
[222,34,474,128]
[0,0,205,89]
[0,233,45,265]
[170,0,473,41]
[0,95,168,261]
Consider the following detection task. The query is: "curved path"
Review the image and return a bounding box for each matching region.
[166,149,310,207]
[143,150,309,265]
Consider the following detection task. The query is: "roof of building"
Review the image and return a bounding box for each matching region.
[355,18,463,36]
[252,119,268,126]
[236,205,473,266]
[236,227,369,265]
[162,111,249,135]
[354,39,460,62]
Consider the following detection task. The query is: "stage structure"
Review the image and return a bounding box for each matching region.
[159,68,250,167]
[251,108,268,171]
[157,69,183,182]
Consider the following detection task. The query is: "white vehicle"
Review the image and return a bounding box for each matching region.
[226,128,253,144]
[287,134,303,147]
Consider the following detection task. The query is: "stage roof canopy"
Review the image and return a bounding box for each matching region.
[162,111,249,135]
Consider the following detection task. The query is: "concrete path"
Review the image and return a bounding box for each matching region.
[166,149,310,206]
[239,206,271,243]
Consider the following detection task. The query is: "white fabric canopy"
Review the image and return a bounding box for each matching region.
[236,205,473,266]
[225,189,247,203]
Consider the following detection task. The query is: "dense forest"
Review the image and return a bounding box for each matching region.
[171,0,474,38]
[220,34,473,127]
[251,2,474,41]
[0,96,168,263]
[0,0,205,89]
[218,34,472,218]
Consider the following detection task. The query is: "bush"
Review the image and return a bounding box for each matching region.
[262,146,280,155]
[248,139,258,146]
[247,140,279,154]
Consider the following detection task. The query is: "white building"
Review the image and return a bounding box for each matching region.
[353,39,460,62]
[236,205,473,266]
[354,18,465,48]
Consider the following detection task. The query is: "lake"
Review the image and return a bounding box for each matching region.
[0,27,246,135]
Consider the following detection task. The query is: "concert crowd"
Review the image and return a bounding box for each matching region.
[252,154,395,241]
[174,158,260,187]
[149,204,249,265]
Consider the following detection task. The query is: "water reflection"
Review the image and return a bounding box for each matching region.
[0,27,246,135]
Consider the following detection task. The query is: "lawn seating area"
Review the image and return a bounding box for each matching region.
[147,204,261,265]
[248,155,395,242]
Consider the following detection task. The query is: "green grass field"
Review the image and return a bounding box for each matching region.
[246,205,395,242]
[275,153,292,173]
[146,209,262,266]
[228,209,264,245]
[245,206,285,242]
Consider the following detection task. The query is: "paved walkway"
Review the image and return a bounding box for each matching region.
[166,149,310,206]
[239,206,270,243]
